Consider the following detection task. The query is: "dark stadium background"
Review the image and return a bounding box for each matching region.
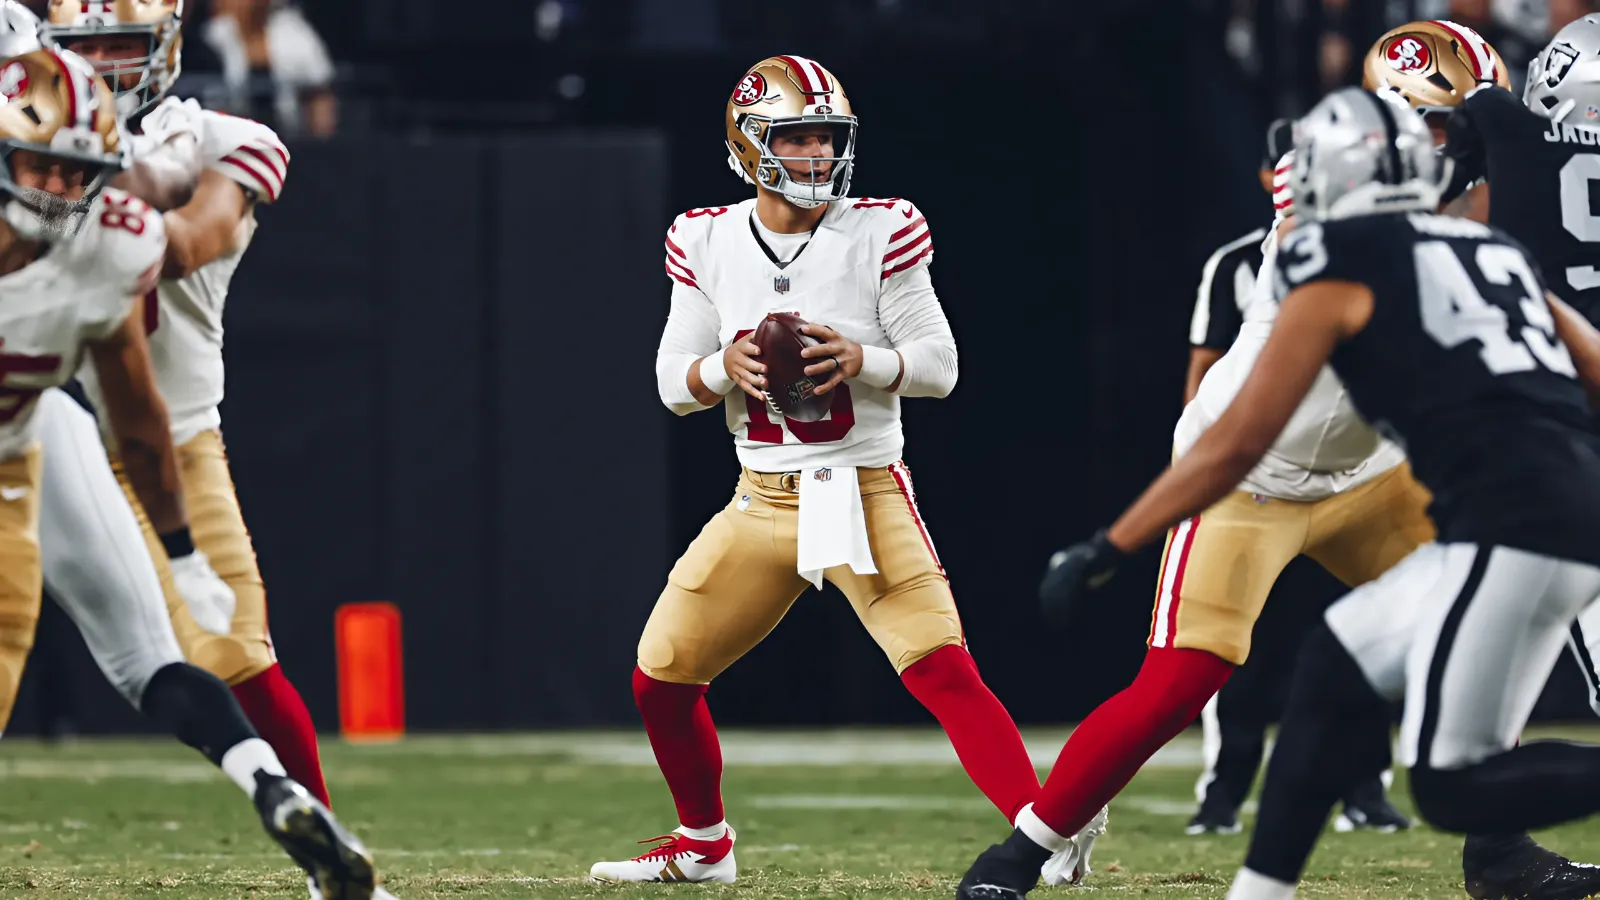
[12,0,1598,736]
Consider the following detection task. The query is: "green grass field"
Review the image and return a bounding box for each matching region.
[5,727,1600,899]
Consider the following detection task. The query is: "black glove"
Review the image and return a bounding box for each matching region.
[1039,529,1127,628]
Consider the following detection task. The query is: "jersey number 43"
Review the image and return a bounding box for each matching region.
[1416,240,1577,378]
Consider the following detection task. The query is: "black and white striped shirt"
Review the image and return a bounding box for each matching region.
[1189,227,1268,351]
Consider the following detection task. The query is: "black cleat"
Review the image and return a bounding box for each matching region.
[1463,833,1600,900]
[1336,779,1412,833]
[955,835,1044,900]
[254,771,376,900]
[1186,793,1243,835]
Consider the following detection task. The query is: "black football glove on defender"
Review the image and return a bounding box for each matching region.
[1039,529,1126,627]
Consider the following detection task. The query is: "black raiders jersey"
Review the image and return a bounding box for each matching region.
[1444,85,1600,324]
[1275,211,1600,565]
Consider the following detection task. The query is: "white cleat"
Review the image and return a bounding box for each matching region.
[589,825,737,884]
[1040,805,1109,887]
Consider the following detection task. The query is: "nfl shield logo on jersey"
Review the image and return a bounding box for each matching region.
[774,275,790,294]
[814,467,832,482]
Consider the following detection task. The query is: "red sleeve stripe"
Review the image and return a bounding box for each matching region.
[665,255,698,282]
[665,232,687,259]
[882,227,931,264]
[665,263,699,289]
[889,214,927,243]
[268,144,290,169]
[881,243,933,279]
[239,145,287,184]
[218,155,280,201]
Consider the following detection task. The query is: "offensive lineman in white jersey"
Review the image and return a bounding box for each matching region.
[589,54,1049,884]
[38,0,345,838]
[0,46,381,898]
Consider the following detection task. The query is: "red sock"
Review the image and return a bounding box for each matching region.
[902,645,1041,823]
[231,663,330,807]
[1033,647,1233,836]
[633,667,724,828]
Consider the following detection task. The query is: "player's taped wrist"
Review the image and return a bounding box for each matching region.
[699,354,736,396]
[857,345,903,389]
[159,526,195,560]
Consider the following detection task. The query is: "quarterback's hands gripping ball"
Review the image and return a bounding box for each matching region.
[1039,529,1126,628]
[752,312,837,422]
[798,322,862,395]
[722,333,767,402]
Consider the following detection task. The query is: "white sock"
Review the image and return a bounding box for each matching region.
[677,821,728,841]
[1226,867,1297,900]
[220,737,288,796]
[1014,803,1071,853]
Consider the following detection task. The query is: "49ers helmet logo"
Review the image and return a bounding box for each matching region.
[0,62,28,103]
[732,71,766,107]
[1385,36,1432,73]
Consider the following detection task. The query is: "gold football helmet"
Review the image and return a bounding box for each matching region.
[41,0,181,120]
[1364,20,1511,115]
[0,48,127,237]
[725,55,856,209]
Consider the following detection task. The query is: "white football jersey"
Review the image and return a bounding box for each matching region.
[1176,223,1404,500]
[81,106,288,445]
[663,196,937,471]
[0,189,164,460]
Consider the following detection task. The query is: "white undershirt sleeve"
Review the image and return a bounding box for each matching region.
[857,266,958,398]
[655,282,725,415]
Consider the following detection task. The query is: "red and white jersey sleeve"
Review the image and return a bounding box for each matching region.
[661,196,949,472]
[199,110,289,204]
[67,189,166,339]
[879,202,933,281]
[655,212,723,413]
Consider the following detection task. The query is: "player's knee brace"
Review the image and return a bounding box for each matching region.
[140,662,260,766]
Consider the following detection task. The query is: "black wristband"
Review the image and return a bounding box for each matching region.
[159,527,195,559]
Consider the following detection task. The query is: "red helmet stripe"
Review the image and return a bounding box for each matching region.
[1431,20,1496,81]
[777,55,831,97]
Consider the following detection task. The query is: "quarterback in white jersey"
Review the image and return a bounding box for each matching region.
[591,55,1046,885]
[38,10,373,896]
[0,46,383,900]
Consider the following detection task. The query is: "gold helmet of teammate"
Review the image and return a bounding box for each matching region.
[1364,20,1511,117]
[725,55,856,210]
[41,0,182,120]
[0,47,127,238]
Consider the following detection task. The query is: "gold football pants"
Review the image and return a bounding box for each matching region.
[112,429,276,686]
[1148,461,1435,665]
[0,444,44,732]
[639,462,963,684]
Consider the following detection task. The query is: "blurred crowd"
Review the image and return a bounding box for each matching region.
[1210,0,1600,118]
[18,0,337,138]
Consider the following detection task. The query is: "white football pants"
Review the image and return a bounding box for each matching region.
[37,388,183,704]
[1327,542,1600,771]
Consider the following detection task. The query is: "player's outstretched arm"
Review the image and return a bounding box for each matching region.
[161,170,250,280]
[1549,292,1600,409]
[1104,280,1372,552]
[87,306,186,535]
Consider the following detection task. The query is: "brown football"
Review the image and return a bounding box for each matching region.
[752,311,834,423]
